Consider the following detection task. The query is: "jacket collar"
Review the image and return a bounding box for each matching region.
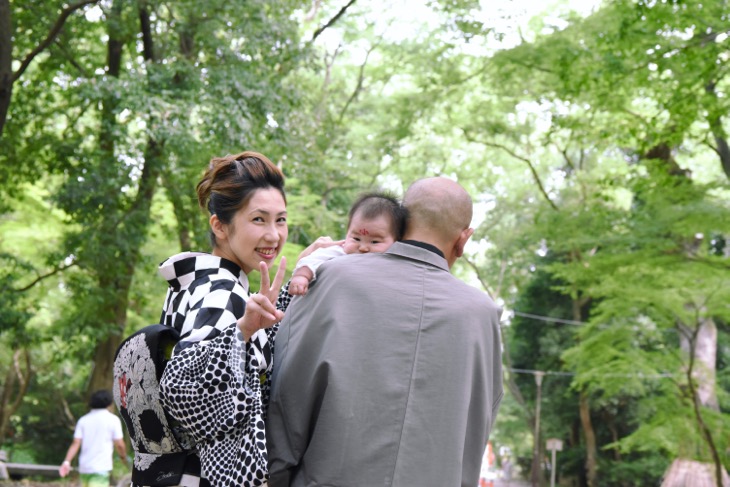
[385,241,450,272]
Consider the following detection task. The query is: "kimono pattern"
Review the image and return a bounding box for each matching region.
[157,252,278,487]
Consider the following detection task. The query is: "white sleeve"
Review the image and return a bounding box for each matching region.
[73,419,83,440]
[293,245,346,279]
[113,416,124,441]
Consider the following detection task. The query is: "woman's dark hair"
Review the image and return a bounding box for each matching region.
[347,191,407,240]
[196,151,286,247]
[89,389,113,409]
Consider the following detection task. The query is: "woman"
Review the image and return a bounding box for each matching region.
[158,151,288,487]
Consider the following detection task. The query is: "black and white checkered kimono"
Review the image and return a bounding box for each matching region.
[156,252,280,487]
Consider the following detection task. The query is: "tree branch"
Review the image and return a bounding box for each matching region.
[681,315,724,487]
[0,349,33,445]
[51,38,91,77]
[61,396,76,428]
[311,0,357,43]
[10,350,31,416]
[337,42,378,123]
[504,57,555,75]
[463,257,496,298]
[560,147,577,173]
[462,258,530,426]
[705,82,730,181]
[13,0,100,82]
[14,261,78,292]
[462,130,559,211]
[304,0,322,21]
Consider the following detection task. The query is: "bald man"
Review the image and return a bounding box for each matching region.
[266,177,503,487]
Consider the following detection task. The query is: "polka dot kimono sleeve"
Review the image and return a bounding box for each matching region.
[159,326,269,486]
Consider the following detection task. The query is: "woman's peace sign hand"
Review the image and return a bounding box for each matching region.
[237,257,287,341]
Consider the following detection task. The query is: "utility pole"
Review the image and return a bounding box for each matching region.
[531,371,545,487]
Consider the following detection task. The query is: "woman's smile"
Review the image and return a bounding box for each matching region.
[214,187,288,274]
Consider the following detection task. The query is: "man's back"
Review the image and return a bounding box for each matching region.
[76,408,123,474]
[267,242,503,487]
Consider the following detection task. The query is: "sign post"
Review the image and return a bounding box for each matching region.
[546,438,563,487]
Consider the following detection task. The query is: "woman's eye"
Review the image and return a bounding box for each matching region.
[277,217,287,223]
[253,217,264,222]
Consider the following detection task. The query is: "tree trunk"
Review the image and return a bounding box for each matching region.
[0,0,12,136]
[89,0,165,392]
[88,334,124,394]
[570,290,598,487]
[87,274,130,393]
[530,372,545,487]
[645,143,724,485]
[678,316,725,487]
[579,391,597,487]
[680,318,719,410]
[705,82,730,181]
[163,13,206,253]
[84,0,125,395]
[0,349,31,444]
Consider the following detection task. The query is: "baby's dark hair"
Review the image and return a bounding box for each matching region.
[196,151,285,248]
[88,389,113,409]
[347,192,407,240]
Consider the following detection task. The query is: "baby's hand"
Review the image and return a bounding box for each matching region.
[289,275,311,295]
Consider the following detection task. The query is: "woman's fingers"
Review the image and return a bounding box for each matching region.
[250,293,282,321]
[258,256,287,299]
[238,294,284,340]
[271,256,287,295]
[255,295,284,324]
[259,261,271,292]
[240,257,289,341]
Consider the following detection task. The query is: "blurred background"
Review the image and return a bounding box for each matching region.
[0,0,728,485]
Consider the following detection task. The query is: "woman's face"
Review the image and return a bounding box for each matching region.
[213,187,288,275]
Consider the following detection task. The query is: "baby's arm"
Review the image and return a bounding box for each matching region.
[289,245,346,296]
[289,266,314,296]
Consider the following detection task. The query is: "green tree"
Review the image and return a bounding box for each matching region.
[485,5,730,485]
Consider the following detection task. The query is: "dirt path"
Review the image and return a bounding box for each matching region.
[1,483,67,487]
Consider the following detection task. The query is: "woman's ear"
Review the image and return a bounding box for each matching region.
[210,214,228,242]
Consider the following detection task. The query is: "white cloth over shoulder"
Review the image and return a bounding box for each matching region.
[292,245,346,280]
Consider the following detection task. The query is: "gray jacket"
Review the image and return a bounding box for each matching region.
[267,242,503,487]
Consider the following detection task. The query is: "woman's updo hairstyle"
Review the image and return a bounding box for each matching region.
[196,151,286,247]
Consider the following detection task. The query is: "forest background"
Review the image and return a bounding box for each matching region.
[1,0,729,486]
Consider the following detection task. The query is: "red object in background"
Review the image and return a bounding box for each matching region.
[479,441,496,487]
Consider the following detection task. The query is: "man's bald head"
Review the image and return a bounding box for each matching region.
[404,177,473,238]
[402,177,474,268]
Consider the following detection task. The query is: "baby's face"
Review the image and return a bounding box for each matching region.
[342,213,396,254]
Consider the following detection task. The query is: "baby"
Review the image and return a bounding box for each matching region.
[289,192,407,296]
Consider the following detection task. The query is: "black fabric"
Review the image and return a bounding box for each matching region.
[113,324,194,486]
[400,239,445,258]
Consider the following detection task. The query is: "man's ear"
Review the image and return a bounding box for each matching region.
[454,227,475,258]
[210,214,227,242]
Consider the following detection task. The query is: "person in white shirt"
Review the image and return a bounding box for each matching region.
[59,389,129,487]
